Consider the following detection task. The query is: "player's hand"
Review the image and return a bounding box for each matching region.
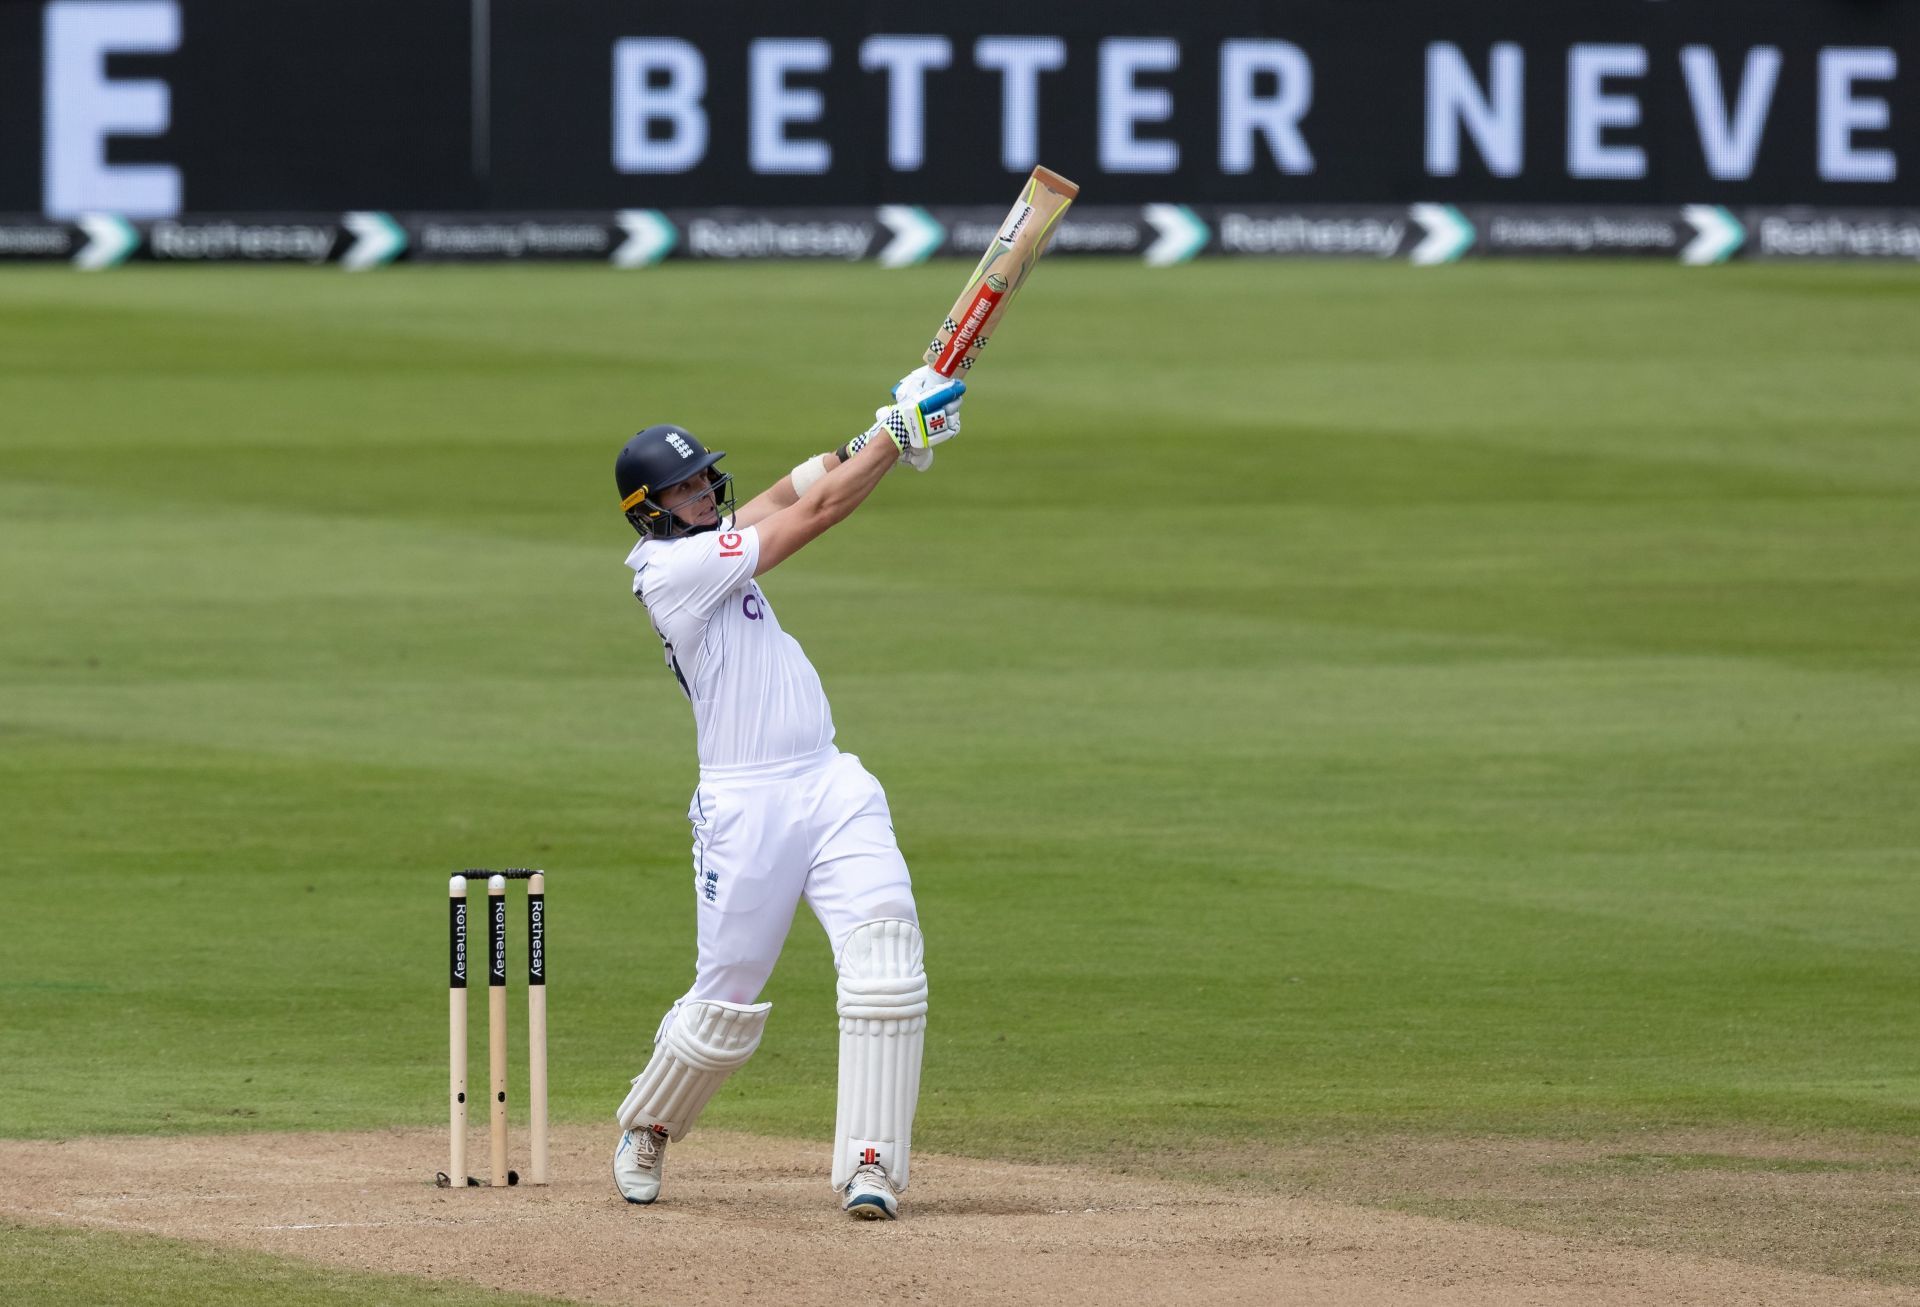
[842,381,964,469]
[877,379,964,452]
[874,382,962,472]
[875,381,960,452]
[892,364,955,406]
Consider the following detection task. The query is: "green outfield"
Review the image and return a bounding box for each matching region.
[2,261,1917,1295]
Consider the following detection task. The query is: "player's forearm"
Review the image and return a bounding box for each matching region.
[762,478,801,511]
[734,476,800,527]
[785,447,856,500]
[740,444,854,525]
[805,429,895,524]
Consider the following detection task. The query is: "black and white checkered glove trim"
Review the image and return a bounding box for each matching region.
[839,379,966,464]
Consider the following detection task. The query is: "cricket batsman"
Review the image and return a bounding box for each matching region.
[609,369,964,1220]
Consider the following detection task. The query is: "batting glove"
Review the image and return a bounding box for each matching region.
[840,380,964,471]
[892,364,955,405]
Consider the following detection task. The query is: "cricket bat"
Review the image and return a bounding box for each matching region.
[922,166,1079,379]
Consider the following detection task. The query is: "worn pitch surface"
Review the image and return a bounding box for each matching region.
[2,1128,1915,1307]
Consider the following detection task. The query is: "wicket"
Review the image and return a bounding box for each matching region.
[440,868,547,1188]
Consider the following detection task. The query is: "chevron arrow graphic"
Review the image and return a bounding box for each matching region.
[1142,204,1208,267]
[876,205,946,268]
[1409,204,1475,265]
[613,211,678,268]
[342,211,407,270]
[74,214,139,270]
[1681,205,1745,265]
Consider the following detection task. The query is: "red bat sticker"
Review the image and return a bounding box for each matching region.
[933,282,1004,375]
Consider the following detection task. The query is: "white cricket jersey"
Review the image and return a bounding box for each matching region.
[625,522,836,771]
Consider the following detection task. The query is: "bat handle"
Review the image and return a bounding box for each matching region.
[897,363,961,397]
[915,381,966,413]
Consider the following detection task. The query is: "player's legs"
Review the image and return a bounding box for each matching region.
[800,754,927,1219]
[831,918,926,1219]
[613,998,768,1203]
[615,780,808,1204]
[802,753,919,947]
[683,781,810,1004]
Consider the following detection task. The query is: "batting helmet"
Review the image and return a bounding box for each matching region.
[615,424,736,538]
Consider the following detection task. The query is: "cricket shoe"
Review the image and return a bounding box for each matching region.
[841,1163,900,1220]
[613,1126,669,1204]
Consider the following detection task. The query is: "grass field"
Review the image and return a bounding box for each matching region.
[2,260,1917,1298]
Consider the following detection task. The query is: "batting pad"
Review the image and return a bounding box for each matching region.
[616,999,771,1140]
[832,918,928,1191]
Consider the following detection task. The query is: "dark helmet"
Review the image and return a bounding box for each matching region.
[615,424,736,538]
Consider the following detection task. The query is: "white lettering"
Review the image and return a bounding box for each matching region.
[43,0,181,219]
[974,37,1066,172]
[1219,41,1314,175]
[1485,215,1675,252]
[417,223,610,258]
[1099,38,1179,174]
[1820,48,1897,183]
[0,227,73,255]
[1426,42,1523,178]
[1045,220,1138,253]
[1568,44,1647,180]
[612,38,707,174]
[149,222,332,262]
[1759,215,1920,258]
[860,36,951,172]
[947,218,1137,253]
[686,219,873,260]
[1218,213,1403,257]
[1680,46,1780,181]
[750,38,831,175]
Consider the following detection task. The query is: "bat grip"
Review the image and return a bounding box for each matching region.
[916,381,966,413]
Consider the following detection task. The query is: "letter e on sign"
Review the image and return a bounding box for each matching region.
[44,0,183,218]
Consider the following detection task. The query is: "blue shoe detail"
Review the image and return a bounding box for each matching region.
[844,1192,896,1220]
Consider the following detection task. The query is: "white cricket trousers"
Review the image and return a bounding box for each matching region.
[680,745,917,1006]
